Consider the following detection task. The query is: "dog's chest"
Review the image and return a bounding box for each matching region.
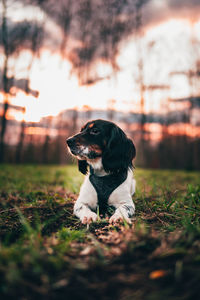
[89,169,127,215]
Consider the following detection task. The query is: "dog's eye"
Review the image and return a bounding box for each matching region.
[90,128,100,135]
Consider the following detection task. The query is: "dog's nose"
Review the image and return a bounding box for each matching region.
[66,138,75,147]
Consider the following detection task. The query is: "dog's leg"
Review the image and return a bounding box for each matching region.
[74,202,98,224]
[108,171,136,224]
[73,176,98,224]
[109,203,135,224]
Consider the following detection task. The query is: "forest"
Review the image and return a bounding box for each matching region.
[0,1,200,299]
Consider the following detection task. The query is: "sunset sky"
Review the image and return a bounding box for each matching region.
[1,0,200,122]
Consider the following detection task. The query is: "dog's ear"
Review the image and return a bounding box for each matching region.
[102,126,136,173]
[78,160,88,175]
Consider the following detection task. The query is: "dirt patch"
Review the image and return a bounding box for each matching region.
[0,191,83,243]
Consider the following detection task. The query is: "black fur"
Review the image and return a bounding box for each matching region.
[102,125,136,173]
[122,205,135,218]
[89,166,128,215]
[78,160,88,175]
[67,119,136,175]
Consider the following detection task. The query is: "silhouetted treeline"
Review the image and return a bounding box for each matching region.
[135,135,200,170]
[3,132,200,170]
[1,108,200,170]
[3,135,68,165]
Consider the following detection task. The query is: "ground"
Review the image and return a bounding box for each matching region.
[0,164,200,300]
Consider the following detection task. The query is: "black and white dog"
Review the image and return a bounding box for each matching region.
[66,119,136,224]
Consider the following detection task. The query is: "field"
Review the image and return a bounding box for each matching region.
[0,164,200,300]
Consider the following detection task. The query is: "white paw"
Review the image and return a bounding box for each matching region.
[109,213,131,224]
[80,211,98,224]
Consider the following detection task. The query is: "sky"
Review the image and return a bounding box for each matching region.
[1,0,200,122]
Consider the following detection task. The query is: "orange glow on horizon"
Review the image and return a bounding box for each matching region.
[25,126,58,136]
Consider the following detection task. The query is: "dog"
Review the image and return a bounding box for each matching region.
[66,119,136,224]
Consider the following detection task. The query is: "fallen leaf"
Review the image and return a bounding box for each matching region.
[80,246,93,256]
[149,270,167,279]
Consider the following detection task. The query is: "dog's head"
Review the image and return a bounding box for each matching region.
[66,119,136,175]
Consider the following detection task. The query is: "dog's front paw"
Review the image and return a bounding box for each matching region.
[109,213,131,224]
[81,211,98,224]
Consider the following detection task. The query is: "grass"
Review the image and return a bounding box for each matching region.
[0,164,200,299]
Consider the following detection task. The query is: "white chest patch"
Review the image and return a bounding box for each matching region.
[87,158,108,176]
[89,157,102,170]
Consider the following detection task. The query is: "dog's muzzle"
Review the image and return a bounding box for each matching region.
[66,138,79,155]
[66,137,75,148]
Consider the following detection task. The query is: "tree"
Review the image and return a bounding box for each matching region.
[22,0,150,84]
[0,0,44,162]
[0,0,9,162]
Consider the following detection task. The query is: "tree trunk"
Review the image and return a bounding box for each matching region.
[0,0,9,163]
[15,120,25,163]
